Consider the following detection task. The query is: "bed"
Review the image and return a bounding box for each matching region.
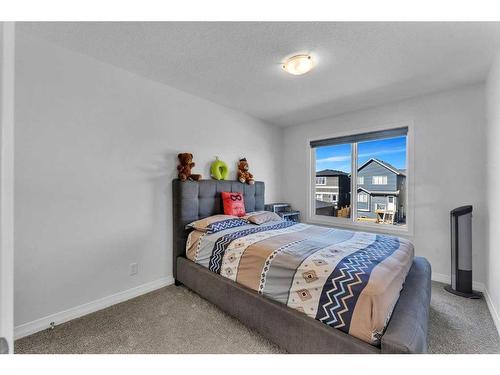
[172,179,431,354]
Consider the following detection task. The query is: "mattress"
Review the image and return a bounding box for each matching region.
[186,220,414,345]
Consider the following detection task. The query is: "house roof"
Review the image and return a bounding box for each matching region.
[357,158,406,176]
[316,169,349,177]
[357,187,400,195]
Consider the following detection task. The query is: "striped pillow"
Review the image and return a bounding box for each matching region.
[186,214,249,234]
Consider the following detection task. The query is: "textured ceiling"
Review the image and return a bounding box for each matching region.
[18,22,500,126]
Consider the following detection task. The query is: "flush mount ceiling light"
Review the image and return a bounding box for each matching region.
[281,54,314,75]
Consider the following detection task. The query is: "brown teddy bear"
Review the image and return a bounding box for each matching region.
[237,158,255,185]
[177,153,201,182]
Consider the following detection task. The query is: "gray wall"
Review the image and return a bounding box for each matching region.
[486,49,500,332]
[14,32,283,329]
[0,21,3,348]
[282,84,487,284]
[0,22,15,352]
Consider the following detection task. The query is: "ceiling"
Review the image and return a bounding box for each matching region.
[19,22,500,127]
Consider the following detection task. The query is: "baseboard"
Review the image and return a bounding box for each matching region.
[483,287,500,336]
[431,272,485,292]
[14,272,500,340]
[14,276,174,340]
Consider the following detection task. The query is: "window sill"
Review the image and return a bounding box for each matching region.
[306,215,413,238]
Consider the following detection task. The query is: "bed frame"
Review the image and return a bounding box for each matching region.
[172,179,431,354]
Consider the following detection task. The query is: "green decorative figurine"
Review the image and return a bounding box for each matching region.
[210,156,229,180]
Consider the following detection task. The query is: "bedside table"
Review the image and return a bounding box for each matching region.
[265,203,300,223]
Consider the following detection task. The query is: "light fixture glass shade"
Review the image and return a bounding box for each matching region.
[282,54,314,75]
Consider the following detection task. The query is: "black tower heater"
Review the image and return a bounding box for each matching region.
[444,205,481,299]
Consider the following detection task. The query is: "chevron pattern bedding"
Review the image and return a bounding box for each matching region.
[186,220,414,345]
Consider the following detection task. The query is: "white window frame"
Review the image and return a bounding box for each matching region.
[315,177,326,185]
[372,175,388,185]
[357,191,370,212]
[306,122,414,236]
[315,192,337,203]
[357,192,368,203]
[374,203,387,211]
[357,176,364,185]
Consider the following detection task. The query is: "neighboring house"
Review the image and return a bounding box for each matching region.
[356,158,406,223]
[315,169,351,214]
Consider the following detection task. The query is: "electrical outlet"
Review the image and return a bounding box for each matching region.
[130,263,138,276]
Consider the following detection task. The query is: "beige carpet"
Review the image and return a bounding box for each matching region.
[15,281,500,354]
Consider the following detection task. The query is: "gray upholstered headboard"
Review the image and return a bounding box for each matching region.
[172,179,265,280]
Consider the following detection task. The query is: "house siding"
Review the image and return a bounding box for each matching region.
[357,161,398,191]
[316,176,339,193]
[315,175,351,208]
[357,195,389,219]
[356,160,406,223]
[337,175,351,208]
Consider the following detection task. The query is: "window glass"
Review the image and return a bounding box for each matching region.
[357,193,368,203]
[315,177,326,185]
[356,136,407,225]
[312,129,408,228]
[372,176,388,185]
[314,143,351,219]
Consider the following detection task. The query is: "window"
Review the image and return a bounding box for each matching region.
[372,176,387,185]
[357,193,368,203]
[357,192,370,212]
[311,126,408,229]
[316,193,338,203]
[316,177,326,185]
[387,196,396,212]
[313,143,351,220]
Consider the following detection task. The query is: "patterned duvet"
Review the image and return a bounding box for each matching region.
[186,220,414,345]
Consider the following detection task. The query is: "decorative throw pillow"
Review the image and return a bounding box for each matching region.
[222,192,246,217]
[205,217,248,234]
[243,211,283,225]
[186,214,247,233]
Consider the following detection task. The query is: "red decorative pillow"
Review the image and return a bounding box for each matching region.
[222,192,246,217]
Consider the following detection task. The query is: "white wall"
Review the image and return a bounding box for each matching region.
[1,22,15,352]
[14,33,282,328]
[281,84,487,284]
[0,21,3,347]
[485,50,500,331]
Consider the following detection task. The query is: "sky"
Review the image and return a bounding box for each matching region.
[315,136,407,173]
